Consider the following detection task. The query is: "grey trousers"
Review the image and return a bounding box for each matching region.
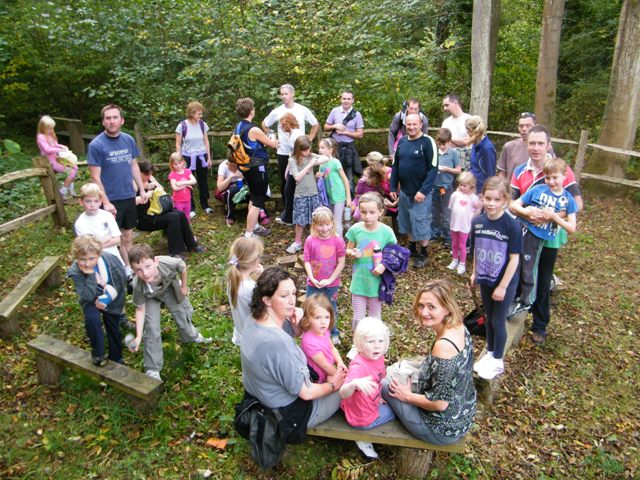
[142,288,199,372]
[307,391,342,428]
[381,379,461,445]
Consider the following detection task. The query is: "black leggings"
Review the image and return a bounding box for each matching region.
[137,209,197,255]
[183,154,210,211]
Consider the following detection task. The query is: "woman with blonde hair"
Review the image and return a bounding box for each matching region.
[382,280,476,445]
[465,115,496,192]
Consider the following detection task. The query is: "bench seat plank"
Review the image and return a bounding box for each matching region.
[307,412,465,453]
[27,334,163,402]
[0,256,60,320]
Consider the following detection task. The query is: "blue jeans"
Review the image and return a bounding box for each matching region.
[398,191,432,242]
[83,303,123,362]
[354,403,396,429]
[431,186,453,243]
[306,285,340,336]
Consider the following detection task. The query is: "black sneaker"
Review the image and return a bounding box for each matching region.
[92,355,108,367]
[253,225,271,236]
[191,245,206,253]
[413,253,427,268]
[509,301,530,318]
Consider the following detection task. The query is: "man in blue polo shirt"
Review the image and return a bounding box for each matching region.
[88,104,147,275]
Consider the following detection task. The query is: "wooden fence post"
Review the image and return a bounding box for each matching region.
[574,130,589,181]
[32,157,69,229]
[134,123,147,161]
[63,118,87,155]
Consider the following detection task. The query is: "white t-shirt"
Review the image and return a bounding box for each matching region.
[74,209,125,264]
[228,278,256,346]
[263,103,318,155]
[442,113,471,142]
[175,120,210,154]
[217,160,245,181]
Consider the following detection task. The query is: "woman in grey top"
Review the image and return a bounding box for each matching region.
[383,280,476,445]
[240,267,346,432]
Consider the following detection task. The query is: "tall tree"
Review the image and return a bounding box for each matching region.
[534,0,566,132]
[470,0,495,122]
[587,0,640,178]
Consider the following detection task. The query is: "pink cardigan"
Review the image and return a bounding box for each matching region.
[37,134,66,163]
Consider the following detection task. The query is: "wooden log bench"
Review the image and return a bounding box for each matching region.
[308,412,466,479]
[0,256,62,337]
[473,310,527,406]
[27,334,163,410]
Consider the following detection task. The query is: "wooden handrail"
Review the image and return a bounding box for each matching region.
[0,168,48,187]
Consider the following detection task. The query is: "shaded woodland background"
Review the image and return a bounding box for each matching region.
[1,0,637,179]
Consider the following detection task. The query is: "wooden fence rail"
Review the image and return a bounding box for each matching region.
[0,157,69,236]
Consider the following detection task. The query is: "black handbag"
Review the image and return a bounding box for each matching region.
[234,393,286,469]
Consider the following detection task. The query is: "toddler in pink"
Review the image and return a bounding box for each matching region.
[36,115,78,198]
[300,294,346,383]
[168,152,197,221]
[448,172,482,275]
[340,317,395,458]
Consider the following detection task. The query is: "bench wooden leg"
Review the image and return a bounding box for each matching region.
[43,267,62,288]
[396,447,434,479]
[35,355,63,385]
[128,394,157,412]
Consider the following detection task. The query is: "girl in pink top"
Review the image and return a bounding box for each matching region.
[303,206,346,343]
[36,115,78,198]
[300,294,346,384]
[448,172,482,275]
[340,317,395,459]
[168,152,197,222]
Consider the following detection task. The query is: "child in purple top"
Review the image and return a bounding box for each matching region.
[300,295,346,383]
[352,152,387,221]
[303,207,346,343]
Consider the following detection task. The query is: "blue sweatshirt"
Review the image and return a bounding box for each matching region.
[390,134,438,197]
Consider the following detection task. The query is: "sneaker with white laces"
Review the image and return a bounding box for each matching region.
[456,263,466,275]
[253,225,271,237]
[473,351,493,373]
[477,356,504,380]
[447,259,459,270]
[145,369,162,381]
[189,211,197,219]
[194,332,213,344]
[286,242,302,254]
[355,440,379,459]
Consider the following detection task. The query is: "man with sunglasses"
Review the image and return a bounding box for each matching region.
[497,112,536,181]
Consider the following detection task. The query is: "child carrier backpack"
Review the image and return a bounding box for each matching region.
[227,124,254,172]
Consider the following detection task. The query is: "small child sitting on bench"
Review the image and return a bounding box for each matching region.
[340,317,395,459]
[127,244,211,382]
[67,234,127,366]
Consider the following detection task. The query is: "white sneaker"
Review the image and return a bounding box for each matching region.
[189,211,196,219]
[456,263,466,275]
[355,440,379,459]
[331,335,341,346]
[473,351,493,373]
[286,242,302,254]
[145,369,162,381]
[447,259,459,270]
[204,207,214,214]
[194,332,212,344]
[477,357,504,380]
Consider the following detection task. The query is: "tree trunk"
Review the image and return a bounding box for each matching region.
[534,0,566,132]
[470,0,494,122]
[588,0,640,178]
[489,0,501,81]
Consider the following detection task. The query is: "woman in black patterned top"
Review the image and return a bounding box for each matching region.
[382,280,476,445]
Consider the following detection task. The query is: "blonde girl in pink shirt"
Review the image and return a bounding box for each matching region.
[36,115,78,199]
[448,172,482,275]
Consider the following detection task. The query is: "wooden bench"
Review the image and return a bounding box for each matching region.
[27,334,163,410]
[473,310,527,405]
[0,256,62,337]
[308,412,466,478]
